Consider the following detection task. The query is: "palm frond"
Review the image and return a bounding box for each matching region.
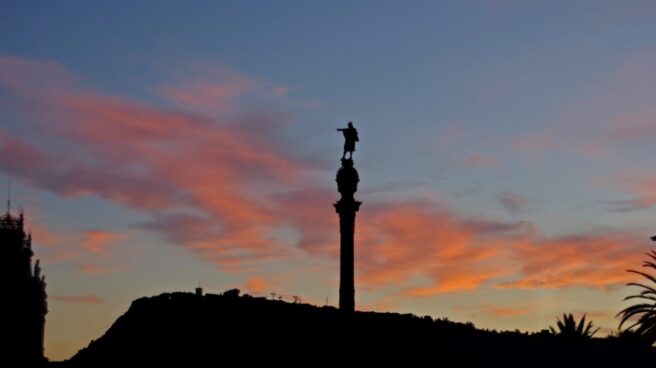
[627,270,656,285]
[550,313,598,338]
[617,249,656,345]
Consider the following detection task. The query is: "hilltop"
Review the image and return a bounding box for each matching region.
[55,290,654,367]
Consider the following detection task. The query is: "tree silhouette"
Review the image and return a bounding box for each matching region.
[617,249,656,345]
[610,328,650,346]
[549,313,599,338]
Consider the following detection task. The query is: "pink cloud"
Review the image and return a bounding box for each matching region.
[354,200,644,294]
[0,53,311,270]
[354,200,521,295]
[0,53,648,298]
[154,63,257,113]
[0,54,77,97]
[603,172,656,212]
[462,154,498,167]
[82,230,124,255]
[510,134,558,153]
[29,222,65,247]
[270,86,296,97]
[607,115,656,141]
[499,231,646,289]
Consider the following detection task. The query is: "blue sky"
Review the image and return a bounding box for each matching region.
[2,0,656,360]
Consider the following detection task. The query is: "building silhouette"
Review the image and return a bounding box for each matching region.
[0,210,48,365]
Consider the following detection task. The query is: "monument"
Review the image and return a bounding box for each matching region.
[335,122,361,313]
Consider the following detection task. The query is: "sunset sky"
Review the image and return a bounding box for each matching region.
[3,1,656,360]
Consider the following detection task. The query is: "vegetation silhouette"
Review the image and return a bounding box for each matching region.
[549,313,599,339]
[50,289,654,367]
[617,249,656,345]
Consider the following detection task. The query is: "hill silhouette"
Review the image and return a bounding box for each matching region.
[52,289,654,367]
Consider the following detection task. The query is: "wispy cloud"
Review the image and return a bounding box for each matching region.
[356,200,521,295]
[0,53,310,269]
[154,63,258,114]
[497,191,529,215]
[455,303,533,318]
[0,53,649,298]
[603,172,656,212]
[462,154,498,167]
[82,230,125,255]
[76,264,122,276]
[51,295,105,304]
[499,231,645,289]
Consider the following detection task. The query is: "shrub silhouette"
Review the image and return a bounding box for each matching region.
[617,249,656,345]
[610,328,651,346]
[549,313,599,338]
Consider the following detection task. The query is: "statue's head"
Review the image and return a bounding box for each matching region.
[348,122,353,128]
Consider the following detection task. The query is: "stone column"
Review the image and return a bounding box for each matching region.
[334,158,361,313]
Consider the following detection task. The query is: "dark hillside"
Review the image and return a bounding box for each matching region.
[59,290,654,367]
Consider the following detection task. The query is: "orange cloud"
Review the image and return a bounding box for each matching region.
[455,304,532,317]
[499,232,646,289]
[0,53,649,298]
[353,200,645,295]
[483,305,530,317]
[51,295,105,304]
[355,200,521,295]
[82,230,124,255]
[29,222,65,247]
[0,53,315,271]
[245,276,269,295]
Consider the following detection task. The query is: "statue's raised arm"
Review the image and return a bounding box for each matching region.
[337,122,358,160]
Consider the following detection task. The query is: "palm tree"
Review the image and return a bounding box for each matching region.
[617,249,656,345]
[549,313,599,338]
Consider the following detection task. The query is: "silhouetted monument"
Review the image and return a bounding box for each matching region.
[0,209,48,365]
[336,122,359,160]
[335,123,361,313]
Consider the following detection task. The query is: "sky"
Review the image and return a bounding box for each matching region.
[2,0,656,360]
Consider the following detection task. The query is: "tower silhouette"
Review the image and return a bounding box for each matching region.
[334,158,361,313]
[0,209,48,365]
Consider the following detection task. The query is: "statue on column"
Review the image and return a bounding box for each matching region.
[337,122,359,160]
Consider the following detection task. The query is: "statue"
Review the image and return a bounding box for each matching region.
[337,122,359,160]
[34,259,41,279]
